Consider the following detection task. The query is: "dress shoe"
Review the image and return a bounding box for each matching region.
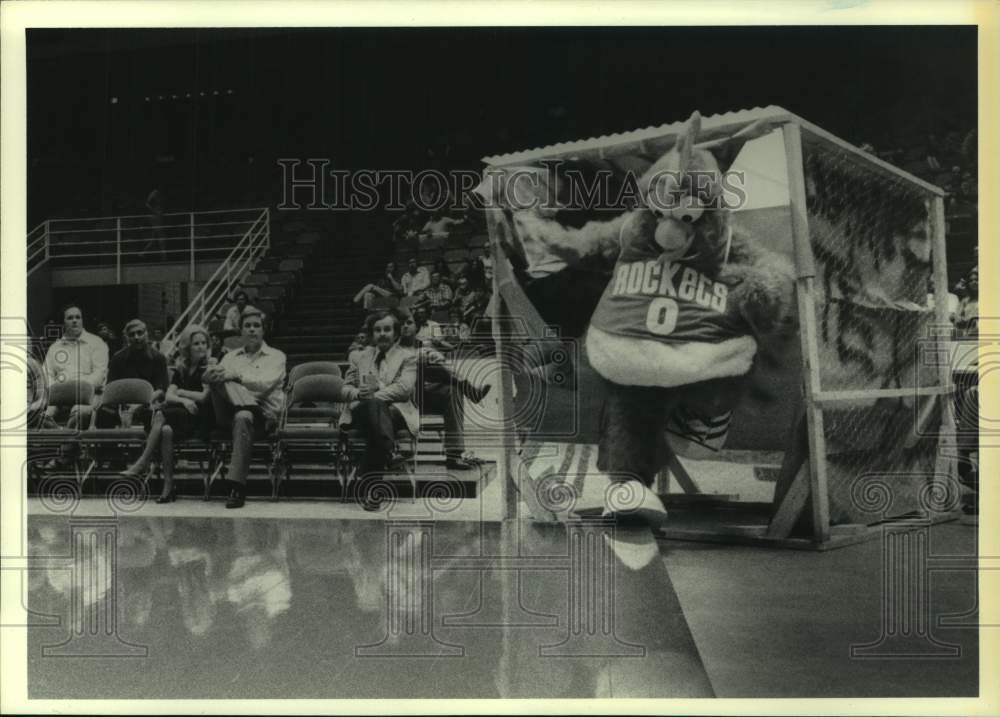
[462,382,492,404]
[119,464,148,479]
[225,485,246,509]
[155,487,177,504]
[361,492,384,512]
[385,453,408,472]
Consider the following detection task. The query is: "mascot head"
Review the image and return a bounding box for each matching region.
[632,111,777,275]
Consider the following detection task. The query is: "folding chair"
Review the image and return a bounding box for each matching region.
[28,379,92,485]
[287,362,344,422]
[272,374,345,500]
[77,378,154,488]
[288,361,342,387]
[44,380,95,427]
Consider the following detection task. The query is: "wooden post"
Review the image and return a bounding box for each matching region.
[929,197,957,482]
[782,122,831,544]
[488,212,518,521]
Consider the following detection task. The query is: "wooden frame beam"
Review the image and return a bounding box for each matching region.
[783,121,832,544]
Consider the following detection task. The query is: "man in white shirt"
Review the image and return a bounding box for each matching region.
[44,304,109,392]
[204,306,286,508]
[44,304,109,424]
[41,304,109,469]
[400,258,431,297]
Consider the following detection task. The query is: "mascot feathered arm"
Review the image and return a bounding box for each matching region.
[512,210,627,265]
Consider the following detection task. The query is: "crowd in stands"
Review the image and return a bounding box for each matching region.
[352,251,492,334]
[32,296,490,512]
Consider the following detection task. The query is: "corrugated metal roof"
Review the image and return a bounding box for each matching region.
[480,104,945,196]
[481,105,795,166]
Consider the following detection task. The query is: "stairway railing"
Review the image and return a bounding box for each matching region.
[26,207,268,283]
[158,208,270,357]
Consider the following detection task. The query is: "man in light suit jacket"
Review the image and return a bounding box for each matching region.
[340,309,419,496]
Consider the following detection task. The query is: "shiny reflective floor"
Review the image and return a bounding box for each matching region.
[26,513,713,699]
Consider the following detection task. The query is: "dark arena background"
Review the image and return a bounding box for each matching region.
[9,21,986,707]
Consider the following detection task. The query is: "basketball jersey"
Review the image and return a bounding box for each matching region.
[589,212,746,344]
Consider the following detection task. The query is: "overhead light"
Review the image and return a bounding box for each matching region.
[185,93,191,98]
[171,94,178,99]
[158,95,164,100]
[226,89,233,95]
[199,91,205,97]
[212,90,219,96]
[144,96,150,102]
[110,97,118,104]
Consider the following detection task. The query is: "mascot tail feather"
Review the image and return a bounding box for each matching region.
[586,325,757,388]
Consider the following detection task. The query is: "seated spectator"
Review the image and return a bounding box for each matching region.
[452,275,487,322]
[957,267,978,338]
[480,252,494,285]
[393,205,427,246]
[40,304,111,470]
[96,322,119,353]
[400,258,431,297]
[203,307,286,509]
[43,303,108,427]
[338,309,418,510]
[421,212,465,239]
[431,258,455,287]
[352,261,404,309]
[223,291,250,332]
[151,328,164,353]
[412,304,452,351]
[347,330,369,358]
[93,318,170,429]
[456,257,485,290]
[443,308,471,343]
[120,324,215,503]
[418,271,453,312]
[399,312,489,469]
[209,331,230,362]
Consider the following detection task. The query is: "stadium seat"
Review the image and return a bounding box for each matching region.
[287,361,342,387]
[77,378,155,486]
[44,380,95,427]
[271,374,346,500]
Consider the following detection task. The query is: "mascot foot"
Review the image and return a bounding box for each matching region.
[602,481,669,529]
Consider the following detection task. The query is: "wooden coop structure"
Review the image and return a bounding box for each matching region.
[480,105,958,549]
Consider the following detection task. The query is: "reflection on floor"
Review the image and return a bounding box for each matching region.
[23,507,977,699]
[25,512,712,699]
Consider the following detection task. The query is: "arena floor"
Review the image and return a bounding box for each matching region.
[23,497,977,699]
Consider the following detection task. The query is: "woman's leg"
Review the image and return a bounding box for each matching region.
[158,424,175,499]
[123,410,165,475]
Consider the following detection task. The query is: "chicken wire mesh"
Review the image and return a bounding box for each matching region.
[802,137,949,524]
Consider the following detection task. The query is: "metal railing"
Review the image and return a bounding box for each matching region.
[26,207,269,283]
[159,208,270,357]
